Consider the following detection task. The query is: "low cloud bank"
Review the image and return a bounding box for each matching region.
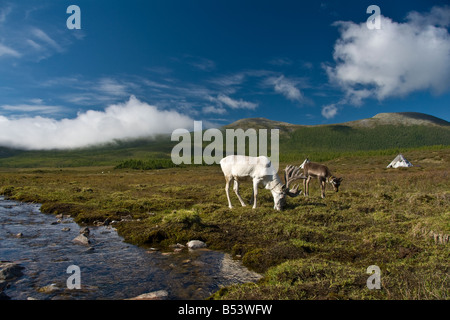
[0,96,194,150]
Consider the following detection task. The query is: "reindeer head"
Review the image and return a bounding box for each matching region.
[328,176,343,192]
[272,165,306,211]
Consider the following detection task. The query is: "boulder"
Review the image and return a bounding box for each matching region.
[126,290,168,300]
[37,283,59,294]
[0,263,24,281]
[186,240,207,249]
[79,227,90,236]
[72,234,91,245]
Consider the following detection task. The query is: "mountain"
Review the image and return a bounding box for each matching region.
[0,112,448,167]
[223,112,449,130]
[280,112,449,154]
[222,112,450,155]
[343,112,450,128]
[222,117,299,133]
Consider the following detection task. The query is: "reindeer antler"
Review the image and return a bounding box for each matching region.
[284,165,306,187]
[283,165,307,197]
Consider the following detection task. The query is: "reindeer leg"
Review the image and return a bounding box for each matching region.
[233,180,246,207]
[305,176,311,197]
[320,178,326,198]
[252,179,259,209]
[225,176,233,209]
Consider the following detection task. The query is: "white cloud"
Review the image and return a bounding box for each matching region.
[202,105,227,115]
[326,6,450,105]
[0,96,194,150]
[182,55,216,72]
[0,5,81,62]
[406,5,450,28]
[0,5,12,23]
[38,76,138,107]
[142,79,171,90]
[26,39,42,50]
[269,75,303,102]
[29,98,44,104]
[268,57,293,66]
[0,104,64,115]
[30,27,63,53]
[0,43,20,58]
[321,104,338,119]
[97,78,129,97]
[216,94,258,110]
[190,58,215,71]
[209,73,246,87]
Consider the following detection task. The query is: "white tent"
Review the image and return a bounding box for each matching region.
[387,154,413,168]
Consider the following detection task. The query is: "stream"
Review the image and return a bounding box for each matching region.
[0,197,261,300]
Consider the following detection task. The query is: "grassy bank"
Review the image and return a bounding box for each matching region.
[0,147,448,299]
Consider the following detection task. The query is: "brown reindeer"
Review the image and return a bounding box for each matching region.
[302,160,343,198]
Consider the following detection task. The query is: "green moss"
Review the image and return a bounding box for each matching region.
[0,185,15,196]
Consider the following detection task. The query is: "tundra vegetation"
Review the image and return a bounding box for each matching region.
[0,146,448,300]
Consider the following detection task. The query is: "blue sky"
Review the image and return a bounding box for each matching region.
[0,0,449,149]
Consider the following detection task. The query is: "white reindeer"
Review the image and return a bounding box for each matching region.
[219,155,305,211]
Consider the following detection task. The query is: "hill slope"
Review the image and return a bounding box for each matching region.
[0,112,448,167]
[224,112,450,159]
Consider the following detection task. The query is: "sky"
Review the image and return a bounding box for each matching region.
[0,0,449,149]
